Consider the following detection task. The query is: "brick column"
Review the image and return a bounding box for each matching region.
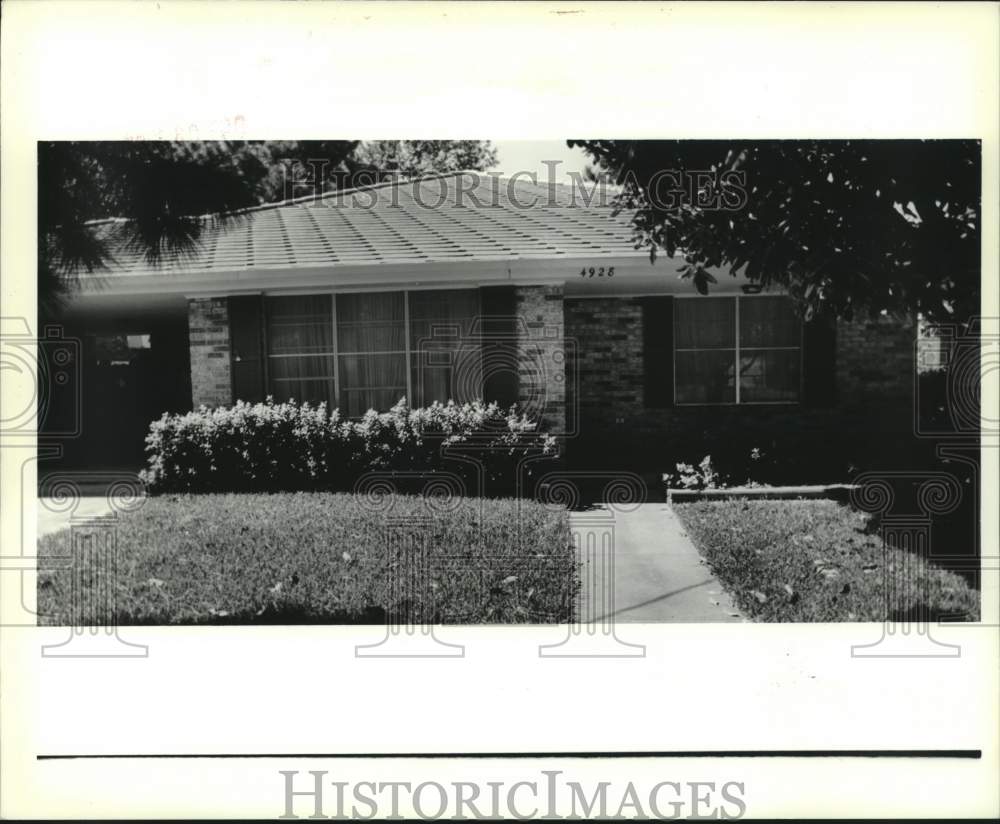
[515,285,566,434]
[188,298,232,407]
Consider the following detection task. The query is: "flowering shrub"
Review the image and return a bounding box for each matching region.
[141,397,557,495]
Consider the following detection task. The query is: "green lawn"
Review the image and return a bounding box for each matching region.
[37,493,577,625]
[673,499,979,622]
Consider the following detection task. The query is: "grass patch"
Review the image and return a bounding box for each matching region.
[673,499,979,622]
[37,493,577,625]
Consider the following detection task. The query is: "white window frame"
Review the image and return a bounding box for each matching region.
[672,294,804,406]
[264,287,481,411]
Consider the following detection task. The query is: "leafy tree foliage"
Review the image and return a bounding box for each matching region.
[569,140,980,323]
[38,141,357,315]
[350,140,498,180]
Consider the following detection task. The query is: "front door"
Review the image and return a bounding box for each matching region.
[85,334,155,467]
[64,327,191,469]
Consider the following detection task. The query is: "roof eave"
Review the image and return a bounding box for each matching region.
[75,251,689,298]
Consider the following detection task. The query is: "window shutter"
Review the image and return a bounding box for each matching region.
[802,315,837,407]
[641,296,674,408]
[479,285,518,409]
[228,295,265,403]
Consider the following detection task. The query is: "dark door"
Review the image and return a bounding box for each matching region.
[78,330,191,469]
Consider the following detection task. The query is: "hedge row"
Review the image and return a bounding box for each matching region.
[141,398,558,494]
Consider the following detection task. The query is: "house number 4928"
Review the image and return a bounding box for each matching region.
[580,266,614,278]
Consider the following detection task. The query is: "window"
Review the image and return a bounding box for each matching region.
[264,289,482,414]
[408,289,482,407]
[93,333,152,366]
[674,295,802,405]
[266,295,336,406]
[336,291,407,417]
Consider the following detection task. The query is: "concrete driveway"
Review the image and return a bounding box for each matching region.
[569,503,743,623]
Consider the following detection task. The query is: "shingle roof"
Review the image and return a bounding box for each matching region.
[93,172,641,277]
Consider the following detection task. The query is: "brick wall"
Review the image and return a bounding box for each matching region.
[836,315,915,405]
[515,285,566,434]
[185,288,572,426]
[185,289,571,422]
[188,297,232,407]
[563,297,918,481]
[182,291,917,475]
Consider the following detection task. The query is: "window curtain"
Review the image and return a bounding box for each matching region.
[739,296,800,347]
[675,350,736,404]
[263,289,488,416]
[739,350,800,402]
[674,297,735,349]
[266,295,335,406]
[739,297,801,402]
[674,298,736,403]
[408,289,482,406]
[673,296,801,404]
[336,291,406,416]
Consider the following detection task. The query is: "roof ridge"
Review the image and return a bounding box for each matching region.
[241,168,488,214]
[82,170,606,226]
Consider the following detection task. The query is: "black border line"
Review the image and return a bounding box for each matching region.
[37,749,981,760]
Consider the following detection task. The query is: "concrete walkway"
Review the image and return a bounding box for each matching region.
[37,497,113,539]
[569,503,743,623]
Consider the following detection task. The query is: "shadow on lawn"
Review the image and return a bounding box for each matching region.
[888,603,978,623]
[186,606,392,626]
[114,604,575,626]
[858,495,980,591]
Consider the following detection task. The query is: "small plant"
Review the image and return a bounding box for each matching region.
[668,455,724,490]
[668,447,802,489]
[742,446,769,487]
